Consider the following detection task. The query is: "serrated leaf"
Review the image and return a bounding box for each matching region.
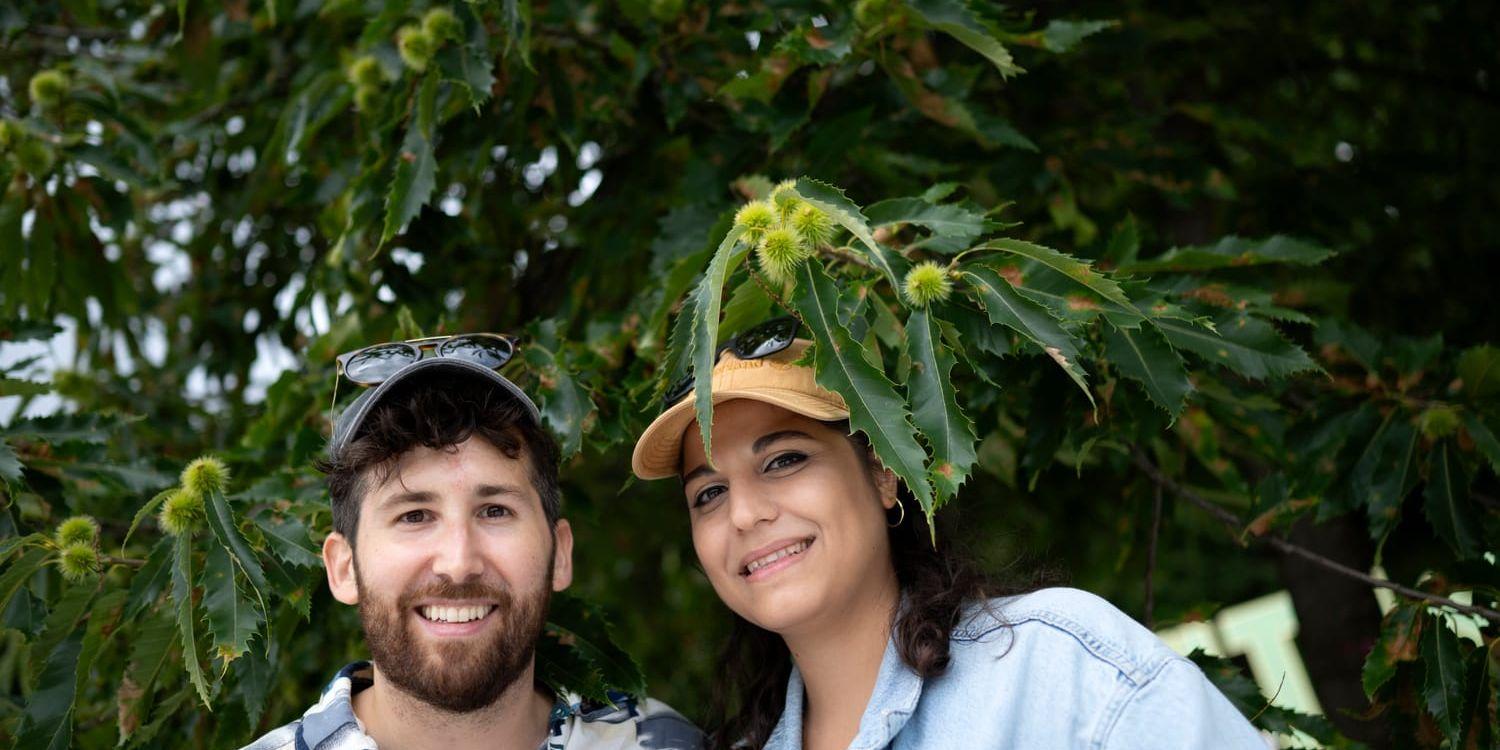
[1119,235,1334,273]
[121,614,177,743]
[0,546,49,616]
[0,374,51,396]
[1463,412,1500,475]
[381,75,440,244]
[252,515,320,568]
[1458,345,1500,401]
[523,344,595,459]
[1039,19,1118,53]
[12,631,81,750]
[1348,417,1419,542]
[541,592,645,702]
[1422,615,1467,746]
[1458,639,1497,747]
[792,177,900,288]
[865,197,988,248]
[30,584,96,677]
[905,309,978,502]
[906,0,1022,77]
[204,486,268,609]
[171,533,212,707]
[792,261,936,517]
[1424,441,1480,558]
[0,413,126,444]
[202,544,260,665]
[123,487,175,551]
[1102,320,1192,419]
[0,530,43,562]
[963,266,1094,409]
[1156,314,1318,380]
[0,439,21,483]
[501,0,532,67]
[125,537,174,620]
[78,589,126,694]
[978,239,1136,312]
[1364,604,1422,698]
[687,225,748,466]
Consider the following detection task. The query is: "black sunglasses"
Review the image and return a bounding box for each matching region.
[661,316,800,410]
[335,333,519,386]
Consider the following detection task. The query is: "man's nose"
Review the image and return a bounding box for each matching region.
[431,519,485,581]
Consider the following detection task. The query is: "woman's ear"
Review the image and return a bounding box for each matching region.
[873,462,899,511]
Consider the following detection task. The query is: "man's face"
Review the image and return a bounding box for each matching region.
[322,436,573,713]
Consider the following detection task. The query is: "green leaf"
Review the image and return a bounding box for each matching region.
[1102,320,1192,419]
[792,261,936,516]
[905,309,978,502]
[500,0,533,66]
[1364,604,1422,698]
[1422,615,1468,747]
[252,515,320,568]
[381,74,440,244]
[792,177,900,289]
[905,0,1022,78]
[978,239,1136,312]
[1463,412,1500,475]
[0,546,49,616]
[1118,235,1334,273]
[125,537,174,620]
[122,487,175,551]
[0,413,125,444]
[0,531,44,563]
[687,225,748,466]
[1458,345,1500,401]
[171,533,212,707]
[11,631,81,750]
[204,485,269,607]
[865,197,988,248]
[523,343,596,459]
[202,543,261,665]
[0,374,51,396]
[1156,314,1318,380]
[0,439,22,483]
[1424,441,1480,558]
[1349,417,1419,542]
[30,584,96,677]
[539,592,646,702]
[717,278,774,344]
[78,589,126,694]
[121,614,179,744]
[963,267,1094,409]
[1040,19,1118,53]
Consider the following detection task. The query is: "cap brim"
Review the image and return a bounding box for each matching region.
[329,358,540,456]
[630,388,849,480]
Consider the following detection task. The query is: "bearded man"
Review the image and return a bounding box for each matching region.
[242,334,701,750]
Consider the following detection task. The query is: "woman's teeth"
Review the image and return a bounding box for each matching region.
[746,540,810,574]
[419,605,495,623]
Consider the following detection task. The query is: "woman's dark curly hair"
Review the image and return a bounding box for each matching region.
[702,423,1052,749]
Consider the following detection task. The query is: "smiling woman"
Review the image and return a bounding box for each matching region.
[632,335,1274,750]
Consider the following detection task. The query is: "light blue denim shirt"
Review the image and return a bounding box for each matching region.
[763,588,1272,749]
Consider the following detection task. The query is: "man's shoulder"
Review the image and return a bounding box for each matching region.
[954,587,1180,685]
[240,722,299,750]
[550,692,703,750]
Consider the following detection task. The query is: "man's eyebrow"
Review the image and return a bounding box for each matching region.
[475,483,525,498]
[753,430,814,454]
[376,490,436,509]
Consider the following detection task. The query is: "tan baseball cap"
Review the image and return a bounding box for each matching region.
[631,339,849,479]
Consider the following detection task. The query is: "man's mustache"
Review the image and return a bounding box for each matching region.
[396,580,511,609]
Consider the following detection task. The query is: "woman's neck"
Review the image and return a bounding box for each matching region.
[783,570,901,750]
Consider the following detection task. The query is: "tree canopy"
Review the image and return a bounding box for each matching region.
[1,1,1497,748]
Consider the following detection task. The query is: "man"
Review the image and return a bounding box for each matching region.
[244,333,701,750]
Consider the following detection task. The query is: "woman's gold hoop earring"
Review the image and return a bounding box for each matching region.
[887,498,906,528]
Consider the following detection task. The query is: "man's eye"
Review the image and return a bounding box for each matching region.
[765,452,806,471]
[481,504,511,519]
[398,509,428,524]
[692,485,726,508]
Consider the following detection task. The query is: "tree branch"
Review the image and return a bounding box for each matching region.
[1131,447,1500,627]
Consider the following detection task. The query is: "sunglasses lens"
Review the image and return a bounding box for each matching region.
[344,343,420,383]
[734,317,798,360]
[438,334,515,369]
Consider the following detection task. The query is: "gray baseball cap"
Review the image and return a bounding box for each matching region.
[329,356,541,457]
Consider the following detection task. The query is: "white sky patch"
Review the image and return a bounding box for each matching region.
[245,333,299,404]
[0,316,77,425]
[390,247,426,274]
[147,240,192,292]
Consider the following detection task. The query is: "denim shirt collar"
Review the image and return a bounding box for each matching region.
[763,634,924,750]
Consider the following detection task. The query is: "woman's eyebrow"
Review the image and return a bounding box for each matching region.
[752,430,813,453]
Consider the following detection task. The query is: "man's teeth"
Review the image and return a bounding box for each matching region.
[419,605,495,623]
[746,540,810,574]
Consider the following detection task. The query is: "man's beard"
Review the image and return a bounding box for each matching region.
[355,558,552,713]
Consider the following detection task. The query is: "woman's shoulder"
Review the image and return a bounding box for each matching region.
[952,586,1181,686]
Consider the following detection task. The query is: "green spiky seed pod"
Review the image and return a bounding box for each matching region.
[397,26,436,72]
[354,84,382,112]
[902,261,954,307]
[769,180,804,220]
[15,139,55,176]
[59,542,99,583]
[733,200,776,245]
[348,55,384,88]
[159,488,205,537]
[421,7,462,42]
[55,515,100,547]
[757,227,811,285]
[181,456,231,496]
[1419,405,1461,439]
[791,203,834,248]
[28,69,69,110]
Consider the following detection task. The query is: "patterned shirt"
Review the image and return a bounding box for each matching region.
[241,662,703,750]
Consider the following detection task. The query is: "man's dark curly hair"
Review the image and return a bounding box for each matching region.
[318,372,562,547]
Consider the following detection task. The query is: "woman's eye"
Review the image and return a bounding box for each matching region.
[692,485,726,508]
[481,504,511,519]
[765,452,806,471]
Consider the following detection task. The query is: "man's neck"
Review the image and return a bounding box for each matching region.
[352,662,555,750]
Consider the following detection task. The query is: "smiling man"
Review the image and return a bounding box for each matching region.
[242,334,701,750]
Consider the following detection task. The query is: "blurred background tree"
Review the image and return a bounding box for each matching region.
[1,1,1497,747]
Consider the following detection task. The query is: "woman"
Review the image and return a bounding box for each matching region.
[631,319,1270,750]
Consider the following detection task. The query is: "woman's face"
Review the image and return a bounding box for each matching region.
[679,399,898,636]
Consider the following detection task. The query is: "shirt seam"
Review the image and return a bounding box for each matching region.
[981,606,1154,684]
[1089,655,1181,750]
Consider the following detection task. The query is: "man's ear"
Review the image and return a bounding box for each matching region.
[324,532,359,605]
[551,519,574,592]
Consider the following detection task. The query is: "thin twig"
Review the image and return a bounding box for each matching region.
[820,245,875,271]
[1130,447,1500,627]
[747,265,803,326]
[1144,481,1163,629]
[103,555,146,569]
